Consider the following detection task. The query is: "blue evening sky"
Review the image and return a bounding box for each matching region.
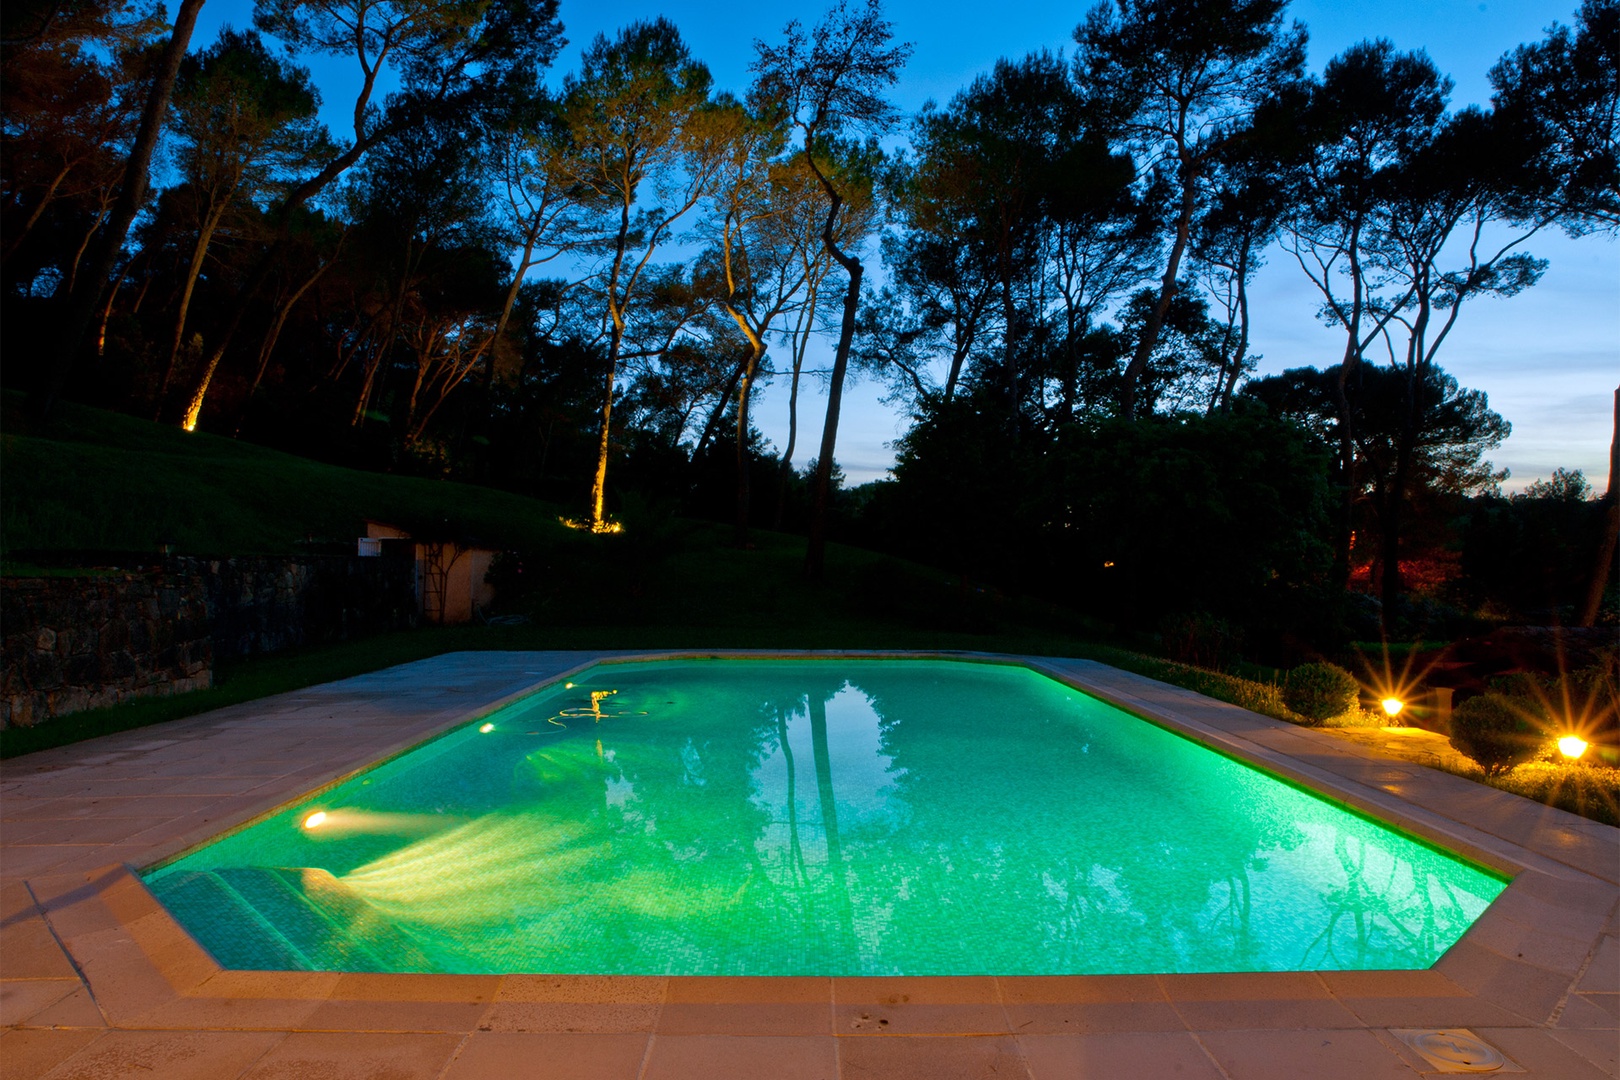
[192,0,1617,490]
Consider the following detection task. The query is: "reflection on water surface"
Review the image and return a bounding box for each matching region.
[145,660,1505,975]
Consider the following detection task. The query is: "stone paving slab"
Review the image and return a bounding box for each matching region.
[2,649,1617,1079]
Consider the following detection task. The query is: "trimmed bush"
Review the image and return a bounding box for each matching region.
[1284,662,1360,724]
[1449,693,1540,775]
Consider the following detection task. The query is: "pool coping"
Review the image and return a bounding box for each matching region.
[2,649,1616,1080]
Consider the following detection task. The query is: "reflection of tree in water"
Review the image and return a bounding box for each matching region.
[734,674,870,968]
[564,672,784,972]
[484,665,873,973]
[843,666,1307,972]
[1299,831,1473,970]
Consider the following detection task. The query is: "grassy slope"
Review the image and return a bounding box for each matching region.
[1,393,571,556]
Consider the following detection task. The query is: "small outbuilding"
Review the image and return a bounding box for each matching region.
[359,520,498,625]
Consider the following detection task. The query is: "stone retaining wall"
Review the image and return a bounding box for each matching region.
[2,569,212,726]
[2,555,416,728]
[178,554,417,660]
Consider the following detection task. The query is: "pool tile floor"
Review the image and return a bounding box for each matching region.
[2,650,1616,1079]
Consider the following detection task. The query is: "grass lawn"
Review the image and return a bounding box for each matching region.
[1,392,572,556]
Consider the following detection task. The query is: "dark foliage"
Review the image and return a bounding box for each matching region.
[3,0,1611,663]
[1449,692,1542,774]
[1283,661,1360,723]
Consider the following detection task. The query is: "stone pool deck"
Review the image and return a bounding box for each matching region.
[1,650,1615,1080]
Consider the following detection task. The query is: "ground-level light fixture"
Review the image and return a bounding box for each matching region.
[1381,697,1404,718]
[1558,735,1589,760]
[479,723,495,733]
[303,811,328,829]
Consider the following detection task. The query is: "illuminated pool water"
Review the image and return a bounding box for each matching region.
[143,659,1506,975]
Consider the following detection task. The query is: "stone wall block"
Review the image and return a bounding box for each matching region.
[25,651,63,691]
[102,616,128,652]
[96,650,138,683]
[46,687,91,717]
[68,651,103,685]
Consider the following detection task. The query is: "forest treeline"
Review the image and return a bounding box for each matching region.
[3,0,1616,655]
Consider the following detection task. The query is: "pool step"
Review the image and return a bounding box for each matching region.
[150,867,434,972]
[148,869,314,970]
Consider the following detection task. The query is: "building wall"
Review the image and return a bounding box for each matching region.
[409,543,498,625]
[435,548,497,624]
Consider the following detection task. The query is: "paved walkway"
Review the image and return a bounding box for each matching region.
[1320,724,1482,775]
[1,651,1615,1079]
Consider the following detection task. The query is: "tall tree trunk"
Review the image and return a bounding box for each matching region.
[481,212,547,395]
[348,239,415,429]
[774,276,819,531]
[157,197,231,415]
[94,258,132,358]
[587,186,639,531]
[1331,367,1359,595]
[1119,148,1197,422]
[944,340,968,406]
[588,322,624,528]
[2,161,73,265]
[1380,327,1427,637]
[693,358,748,461]
[1329,224,1371,595]
[734,342,764,547]
[1379,439,1412,637]
[244,250,337,400]
[178,351,221,430]
[403,329,489,448]
[60,198,112,298]
[349,342,386,426]
[1210,245,1251,415]
[1578,387,1620,627]
[801,147,863,580]
[33,0,206,420]
[998,225,1020,433]
[402,330,438,443]
[1219,252,1252,412]
[805,259,860,579]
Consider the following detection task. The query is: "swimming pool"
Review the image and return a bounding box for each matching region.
[142,658,1506,975]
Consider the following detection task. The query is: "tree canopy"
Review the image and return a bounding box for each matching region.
[3,0,1614,643]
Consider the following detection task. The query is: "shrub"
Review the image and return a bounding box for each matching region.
[1283,662,1360,724]
[1450,693,1540,775]
[1490,762,1620,827]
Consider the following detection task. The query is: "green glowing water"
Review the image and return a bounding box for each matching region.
[143,659,1505,975]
